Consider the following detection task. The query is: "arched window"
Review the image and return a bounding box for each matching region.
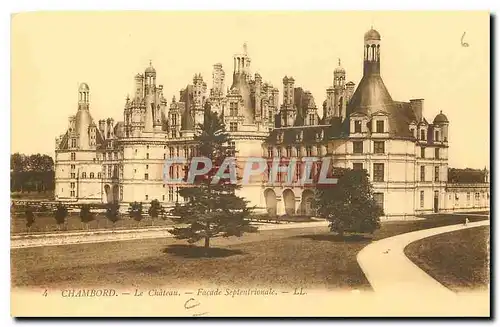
[82,172,86,178]
[90,172,94,179]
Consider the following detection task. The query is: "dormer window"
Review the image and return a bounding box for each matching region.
[376,120,385,133]
[410,128,415,137]
[434,130,439,141]
[420,129,426,140]
[354,120,362,133]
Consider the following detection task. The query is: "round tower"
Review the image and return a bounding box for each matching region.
[333,59,346,118]
[363,28,381,76]
[78,82,90,110]
[144,60,156,94]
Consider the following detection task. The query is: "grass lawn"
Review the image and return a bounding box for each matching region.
[11,214,175,234]
[11,214,489,291]
[405,225,490,292]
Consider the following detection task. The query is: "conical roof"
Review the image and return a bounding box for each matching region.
[346,75,410,137]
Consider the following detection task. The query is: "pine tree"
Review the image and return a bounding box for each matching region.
[105,202,120,229]
[54,203,68,231]
[148,199,163,226]
[169,110,257,251]
[128,202,143,226]
[79,204,95,230]
[25,206,35,232]
[315,167,383,237]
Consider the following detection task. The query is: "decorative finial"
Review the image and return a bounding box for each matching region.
[149,60,152,67]
[440,110,443,114]
[338,58,341,67]
[243,42,248,55]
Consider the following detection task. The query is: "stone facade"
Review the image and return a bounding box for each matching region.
[54,29,490,218]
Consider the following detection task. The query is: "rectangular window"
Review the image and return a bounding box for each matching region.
[277,148,282,157]
[420,166,425,182]
[286,146,292,157]
[267,147,273,157]
[71,152,76,160]
[230,102,238,116]
[373,163,384,182]
[144,173,149,180]
[374,141,385,154]
[353,163,363,170]
[434,166,439,182]
[420,129,426,140]
[376,120,385,133]
[146,153,149,159]
[435,148,440,159]
[230,122,238,132]
[172,114,177,126]
[373,193,384,210]
[354,120,362,133]
[353,141,363,154]
[420,191,425,208]
[168,186,174,202]
[421,147,425,158]
[169,166,174,178]
[171,130,177,138]
[169,147,174,158]
[71,173,76,179]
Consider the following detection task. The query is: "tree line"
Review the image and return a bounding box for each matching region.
[11,153,54,193]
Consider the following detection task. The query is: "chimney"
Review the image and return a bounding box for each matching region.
[410,99,424,122]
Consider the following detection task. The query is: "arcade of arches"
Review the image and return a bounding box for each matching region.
[103,184,119,204]
[264,188,315,216]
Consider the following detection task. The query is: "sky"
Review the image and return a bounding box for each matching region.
[11,11,490,169]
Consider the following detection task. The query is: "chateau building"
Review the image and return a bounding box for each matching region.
[54,29,490,218]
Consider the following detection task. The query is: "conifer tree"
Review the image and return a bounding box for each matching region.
[315,167,383,237]
[169,110,257,250]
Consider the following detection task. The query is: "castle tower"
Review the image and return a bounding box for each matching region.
[76,83,91,149]
[333,59,346,119]
[211,63,225,97]
[193,73,207,127]
[78,82,90,111]
[363,28,381,76]
[144,61,156,132]
[134,73,144,99]
[254,73,262,121]
[280,76,296,127]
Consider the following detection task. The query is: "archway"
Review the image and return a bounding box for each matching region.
[300,189,315,216]
[283,189,296,216]
[264,188,277,217]
[104,184,112,204]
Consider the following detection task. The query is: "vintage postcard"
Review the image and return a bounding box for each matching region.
[10,11,490,317]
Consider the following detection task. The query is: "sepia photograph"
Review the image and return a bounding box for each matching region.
[9,10,490,317]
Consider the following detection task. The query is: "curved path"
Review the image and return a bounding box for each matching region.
[357,219,490,297]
